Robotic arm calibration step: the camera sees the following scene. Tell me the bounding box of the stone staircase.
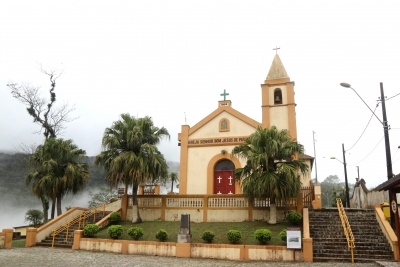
[37,211,110,248]
[309,208,394,262]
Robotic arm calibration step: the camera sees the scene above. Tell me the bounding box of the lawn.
[95,221,297,245]
[12,239,26,247]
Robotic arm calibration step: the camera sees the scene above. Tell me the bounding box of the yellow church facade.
[178,54,313,195]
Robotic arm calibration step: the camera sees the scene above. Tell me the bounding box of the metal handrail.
[51,203,106,247]
[336,198,356,263]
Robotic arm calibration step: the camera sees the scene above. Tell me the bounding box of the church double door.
[214,170,235,194]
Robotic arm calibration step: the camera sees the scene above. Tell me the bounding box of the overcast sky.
[1,1,400,190]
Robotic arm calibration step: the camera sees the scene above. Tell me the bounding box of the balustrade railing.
[336,198,355,263]
[208,197,248,208]
[130,195,298,209]
[51,204,106,247]
[167,198,204,207]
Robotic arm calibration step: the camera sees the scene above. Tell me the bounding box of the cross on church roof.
[273,46,280,55]
[220,89,229,101]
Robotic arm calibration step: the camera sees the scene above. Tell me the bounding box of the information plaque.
[286,227,301,249]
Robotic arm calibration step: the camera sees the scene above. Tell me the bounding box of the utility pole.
[356,166,361,208]
[342,144,350,208]
[380,82,395,228]
[313,131,318,184]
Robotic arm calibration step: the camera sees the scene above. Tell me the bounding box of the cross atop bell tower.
[261,50,297,140]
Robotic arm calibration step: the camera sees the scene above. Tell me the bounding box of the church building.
[177,53,312,195]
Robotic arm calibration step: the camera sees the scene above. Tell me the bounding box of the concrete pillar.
[155,184,160,195]
[2,228,13,249]
[176,243,191,258]
[297,192,304,213]
[25,228,37,247]
[121,194,128,221]
[72,230,83,250]
[312,185,322,209]
[138,186,144,195]
[302,238,313,262]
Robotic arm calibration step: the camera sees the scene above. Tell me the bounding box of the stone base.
[177,234,192,243]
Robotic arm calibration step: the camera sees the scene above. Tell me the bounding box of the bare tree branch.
[7,67,76,139]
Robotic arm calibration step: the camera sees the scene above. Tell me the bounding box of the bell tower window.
[274,89,282,105]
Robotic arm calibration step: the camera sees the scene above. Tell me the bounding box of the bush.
[227,230,242,244]
[286,211,302,225]
[109,197,118,203]
[109,212,122,224]
[201,230,215,243]
[83,224,99,237]
[280,229,287,242]
[254,229,272,244]
[155,229,169,242]
[127,227,144,240]
[107,225,123,239]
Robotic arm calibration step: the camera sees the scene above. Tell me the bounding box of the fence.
[124,194,302,222]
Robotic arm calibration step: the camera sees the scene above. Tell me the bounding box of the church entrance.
[214,160,235,194]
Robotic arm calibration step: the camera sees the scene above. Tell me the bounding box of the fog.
[0,190,93,231]
[0,185,175,231]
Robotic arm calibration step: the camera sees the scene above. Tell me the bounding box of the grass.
[12,239,26,247]
[95,221,297,245]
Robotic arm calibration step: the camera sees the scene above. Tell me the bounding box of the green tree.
[320,175,353,207]
[25,209,44,227]
[168,172,179,193]
[232,126,308,224]
[26,138,89,218]
[95,114,169,223]
[88,187,119,209]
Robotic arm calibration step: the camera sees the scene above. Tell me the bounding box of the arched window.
[219,118,230,132]
[274,89,283,105]
[215,160,235,171]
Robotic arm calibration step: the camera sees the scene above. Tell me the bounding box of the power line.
[346,103,379,152]
[348,136,384,166]
[386,92,400,101]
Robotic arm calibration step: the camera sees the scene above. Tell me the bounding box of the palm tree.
[168,172,179,193]
[27,138,89,218]
[232,126,308,224]
[95,114,170,223]
[26,170,50,223]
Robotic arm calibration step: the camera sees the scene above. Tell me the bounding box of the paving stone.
[0,247,385,267]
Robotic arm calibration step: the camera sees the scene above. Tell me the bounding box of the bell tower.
[261,52,297,140]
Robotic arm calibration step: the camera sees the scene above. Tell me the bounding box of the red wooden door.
[214,170,235,194]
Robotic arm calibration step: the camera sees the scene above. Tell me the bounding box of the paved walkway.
[0,247,399,267]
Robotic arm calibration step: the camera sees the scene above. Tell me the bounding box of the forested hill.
[0,152,179,209]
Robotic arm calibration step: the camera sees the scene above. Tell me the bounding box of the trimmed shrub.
[280,229,287,242]
[201,230,215,243]
[109,197,118,203]
[109,212,122,224]
[155,229,169,242]
[127,227,144,240]
[286,211,302,225]
[83,224,99,237]
[227,230,242,244]
[107,225,123,239]
[254,229,272,244]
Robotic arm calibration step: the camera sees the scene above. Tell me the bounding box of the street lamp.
[340,82,394,226]
[330,143,350,208]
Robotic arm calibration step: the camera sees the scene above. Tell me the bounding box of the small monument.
[177,213,192,243]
